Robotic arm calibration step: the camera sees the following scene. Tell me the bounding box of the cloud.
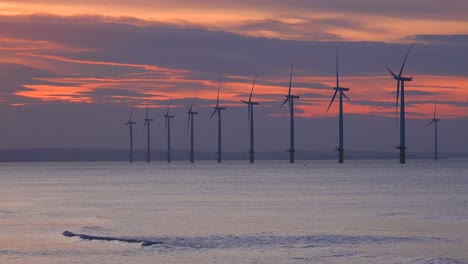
[0,10,465,153]
[1,15,467,78]
[411,34,468,45]
[0,62,58,103]
[231,18,344,41]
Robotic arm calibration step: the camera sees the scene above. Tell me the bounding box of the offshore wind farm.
[0,1,467,264]
[120,45,436,164]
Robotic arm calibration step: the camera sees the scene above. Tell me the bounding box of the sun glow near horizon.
[0,1,467,121]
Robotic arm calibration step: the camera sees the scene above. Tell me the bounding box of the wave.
[63,231,437,249]
[62,231,163,246]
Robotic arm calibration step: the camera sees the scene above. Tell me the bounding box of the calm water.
[0,160,467,263]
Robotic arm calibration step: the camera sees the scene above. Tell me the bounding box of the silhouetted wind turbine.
[426,101,441,161]
[187,97,198,163]
[387,44,414,164]
[325,49,350,164]
[241,75,259,163]
[143,102,154,163]
[163,101,174,163]
[281,61,300,163]
[124,107,136,163]
[210,81,226,163]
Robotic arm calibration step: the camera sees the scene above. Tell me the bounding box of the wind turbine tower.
[281,62,300,163]
[387,44,414,164]
[143,102,154,163]
[124,107,136,163]
[187,98,198,163]
[241,75,259,163]
[325,49,350,163]
[210,82,226,163]
[426,101,441,161]
[163,101,175,163]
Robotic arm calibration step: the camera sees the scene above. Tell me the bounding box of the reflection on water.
[0,160,467,263]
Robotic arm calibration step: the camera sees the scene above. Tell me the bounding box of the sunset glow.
[0,0,467,152]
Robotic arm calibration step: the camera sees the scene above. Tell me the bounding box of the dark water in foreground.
[0,160,467,263]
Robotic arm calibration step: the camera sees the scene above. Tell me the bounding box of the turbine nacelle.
[427,118,441,127]
[387,67,413,82]
[397,76,412,82]
[285,95,300,99]
[210,106,226,119]
[143,118,154,127]
[241,100,259,105]
[125,121,136,126]
[333,87,350,92]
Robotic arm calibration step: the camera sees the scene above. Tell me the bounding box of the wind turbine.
[163,101,174,163]
[143,102,154,163]
[325,49,350,164]
[387,44,414,164]
[210,81,226,163]
[426,101,441,161]
[124,107,136,163]
[281,61,300,163]
[241,75,259,163]
[187,97,198,163]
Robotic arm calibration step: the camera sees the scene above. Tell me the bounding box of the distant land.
[0,149,467,162]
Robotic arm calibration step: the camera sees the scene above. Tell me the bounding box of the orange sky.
[0,1,467,119]
[1,0,468,42]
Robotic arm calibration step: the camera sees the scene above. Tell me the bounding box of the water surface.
[0,160,467,263]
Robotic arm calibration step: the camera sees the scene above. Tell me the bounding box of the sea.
[0,159,467,263]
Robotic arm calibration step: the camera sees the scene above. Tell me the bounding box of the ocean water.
[0,159,467,263]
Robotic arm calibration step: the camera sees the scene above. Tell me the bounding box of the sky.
[0,0,467,155]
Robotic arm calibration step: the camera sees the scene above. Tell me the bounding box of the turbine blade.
[396,80,400,125]
[426,120,434,128]
[341,91,350,101]
[247,104,251,129]
[210,109,217,119]
[166,100,172,115]
[280,97,289,108]
[189,97,196,112]
[336,48,339,88]
[187,114,191,136]
[399,43,414,77]
[325,90,338,116]
[288,60,294,96]
[249,75,257,103]
[216,81,221,108]
[433,100,437,119]
[129,106,133,122]
[145,103,149,119]
[387,67,398,78]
